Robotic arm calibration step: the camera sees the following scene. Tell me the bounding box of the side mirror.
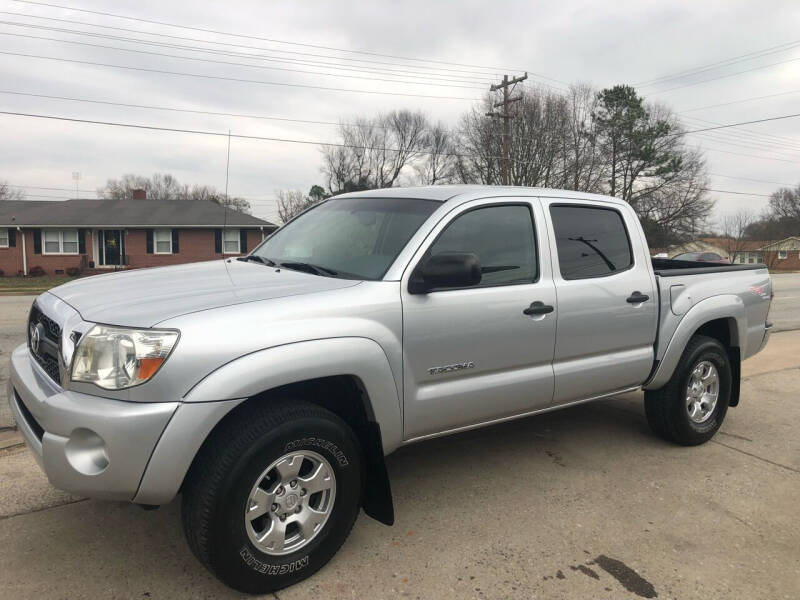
[409,252,481,294]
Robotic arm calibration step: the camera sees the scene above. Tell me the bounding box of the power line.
[0,10,502,79]
[0,18,493,85]
[679,89,800,114]
[678,112,800,136]
[700,145,800,164]
[637,38,800,87]
[710,173,794,187]
[0,50,480,100]
[0,30,485,90]
[680,114,800,149]
[0,89,360,127]
[645,55,800,96]
[6,183,95,192]
[9,0,566,86]
[702,188,772,197]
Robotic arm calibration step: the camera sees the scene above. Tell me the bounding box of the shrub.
[29,266,45,277]
[65,267,81,277]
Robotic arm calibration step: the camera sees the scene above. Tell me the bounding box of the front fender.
[134,337,402,506]
[644,295,745,390]
[184,336,402,452]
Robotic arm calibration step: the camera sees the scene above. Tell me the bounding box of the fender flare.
[134,337,402,506]
[644,295,745,390]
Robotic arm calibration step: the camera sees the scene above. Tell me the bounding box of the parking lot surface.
[0,277,798,599]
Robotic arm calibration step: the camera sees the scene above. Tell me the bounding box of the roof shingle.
[0,199,276,228]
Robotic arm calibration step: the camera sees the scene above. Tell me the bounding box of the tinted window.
[427,204,537,287]
[253,197,438,280]
[550,205,633,279]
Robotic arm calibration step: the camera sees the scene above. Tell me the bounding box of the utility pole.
[486,73,527,185]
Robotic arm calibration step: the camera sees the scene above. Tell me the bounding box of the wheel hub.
[686,360,720,424]
[244,450,336,556]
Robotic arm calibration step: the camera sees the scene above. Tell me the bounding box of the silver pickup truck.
[8,185,772,594]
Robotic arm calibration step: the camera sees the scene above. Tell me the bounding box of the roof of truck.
[334,185,623,205]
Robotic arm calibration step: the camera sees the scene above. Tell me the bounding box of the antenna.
[223,128,230,237]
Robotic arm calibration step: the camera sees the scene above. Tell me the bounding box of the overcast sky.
[1,0,799,225]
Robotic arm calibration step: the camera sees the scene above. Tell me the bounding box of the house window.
[747,252,762,264]
[223,228,241,254]
[0,228,8,248]
[154,229,172,254]
[778,250,788,260]
[43,229,79,254]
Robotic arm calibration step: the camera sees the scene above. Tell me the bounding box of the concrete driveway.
[1,333,798,599]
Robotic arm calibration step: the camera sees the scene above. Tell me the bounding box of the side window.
[550,205,633,279]
[428,204,537,287]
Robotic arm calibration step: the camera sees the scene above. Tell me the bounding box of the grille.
[28,304,63,384]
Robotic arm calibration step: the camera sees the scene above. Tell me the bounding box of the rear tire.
[182,399,362,594]
[644,335,731,446]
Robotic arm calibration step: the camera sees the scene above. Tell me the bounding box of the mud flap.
[728,346,741,407]
[361,421,394,525]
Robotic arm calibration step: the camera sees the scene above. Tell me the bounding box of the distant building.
[663,236,800,271]
[0,191,277,277]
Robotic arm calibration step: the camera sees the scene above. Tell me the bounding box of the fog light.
[65,428,109,475]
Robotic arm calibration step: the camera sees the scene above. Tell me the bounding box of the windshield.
[251,197,439,280]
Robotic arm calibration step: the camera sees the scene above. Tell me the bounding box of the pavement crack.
[710,439,800,474]
[0,497,88,522]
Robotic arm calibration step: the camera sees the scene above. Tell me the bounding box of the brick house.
[665,236,800,271]
[0,194,277,277]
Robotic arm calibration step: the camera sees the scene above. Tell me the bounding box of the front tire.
[644,335,731,446]
[182,400,362,594]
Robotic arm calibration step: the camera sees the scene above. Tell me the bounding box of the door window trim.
[409,201,540,293]
[548,202,635,281]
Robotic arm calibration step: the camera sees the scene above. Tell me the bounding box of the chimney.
[132,188,146,200]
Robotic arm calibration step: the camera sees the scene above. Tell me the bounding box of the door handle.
[626,291,650,304]
[523,301,554,316]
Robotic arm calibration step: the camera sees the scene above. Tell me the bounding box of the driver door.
[401,198,557,440]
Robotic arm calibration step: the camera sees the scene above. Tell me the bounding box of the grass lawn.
[0,275,78,295]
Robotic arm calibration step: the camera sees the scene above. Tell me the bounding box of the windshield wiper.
[278,261,339,277]
[237,255,276,267]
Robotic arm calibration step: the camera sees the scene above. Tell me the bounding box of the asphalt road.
[769,272,800,332]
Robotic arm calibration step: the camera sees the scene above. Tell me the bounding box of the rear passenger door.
[544,200,658,404]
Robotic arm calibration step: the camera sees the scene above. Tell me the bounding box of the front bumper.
[8,344,178,501]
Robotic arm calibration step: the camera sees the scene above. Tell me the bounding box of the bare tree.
[718,210,756,263]
[322,110,429,193]
[0,180,25,201]
[768,183,800,220]
[98,173,251,213]
[275,186,327,223]
[414,122,456,185]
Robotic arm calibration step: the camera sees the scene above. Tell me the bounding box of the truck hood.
[48,259,362,327]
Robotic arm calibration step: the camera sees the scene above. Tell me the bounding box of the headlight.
[71,325,179,390]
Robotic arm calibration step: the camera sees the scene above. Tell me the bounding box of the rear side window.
[428,204,538,287]
[549,205,633,279]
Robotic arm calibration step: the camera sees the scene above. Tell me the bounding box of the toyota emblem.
[30,323,41,355]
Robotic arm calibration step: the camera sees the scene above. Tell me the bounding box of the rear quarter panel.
[646,267,771,389]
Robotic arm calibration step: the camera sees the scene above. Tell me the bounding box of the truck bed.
[651,257,768,277]
[649,258,772,388]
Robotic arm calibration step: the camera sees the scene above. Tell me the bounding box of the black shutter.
[239,229,247,254]
[171,229,179,254]
[33,229,41,254]
[121,231,126,265]
[146,229,154,254]
[8,228,15,247]
[214,228,222,253]
[78,229,86,254]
